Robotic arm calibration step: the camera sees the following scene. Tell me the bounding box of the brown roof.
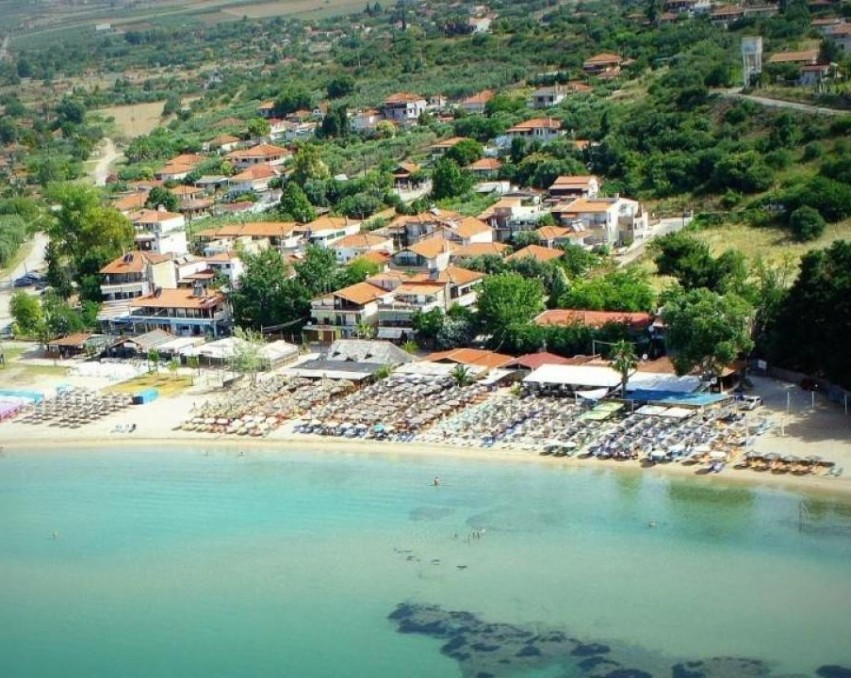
[169,153,206,166]
[506,352,574,369]
[331,281,388,305]
[394,161,420,175]
[535,309,652,330]
[48,332,94,347]
[395,282,446,296]
[100,250,172,274]
[158,163,196,176]
[208,134,241,146]
[452,242,509,258]
[536,225,577,240]
[131,288,225,310]
[113,192,149,211]
[449,217,493,239]
[550,174,598,189]
[583,53,622,66]
[425,348,515,369]
[331,233,391,249]
[355,250,392,266]
[130,209,183,223]
[555,197,619,214]
[409,265,484,286]
[506,244,564,263]
[468,158,502,171]
[767,49,818,64]
[227,143,288,159]
[384,92,425,104]
[461,90,494,105]
[507,118,562,132]
[171,185,204,196]
[305,215,356,231]
[406,236,458,259]
[195,221,299,239]
[430,136,469,150]
[387,209,461,230]
[230,164,279,181]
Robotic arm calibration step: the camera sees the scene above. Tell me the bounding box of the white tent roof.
[524,364,622,388]
[159,336,205,354]
[628,371,702,393]
[394,362,486,379]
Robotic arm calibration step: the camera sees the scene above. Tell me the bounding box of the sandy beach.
[2,370,850,499]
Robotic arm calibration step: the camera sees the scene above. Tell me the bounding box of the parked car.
[13,275,35,287]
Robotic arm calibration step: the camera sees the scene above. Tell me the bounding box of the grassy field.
[94,101,165,138]
[107,373,194,397]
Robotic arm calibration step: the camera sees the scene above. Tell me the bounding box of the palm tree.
[354,320,375,339]
[450,364,473,388]
[610,340,638,398]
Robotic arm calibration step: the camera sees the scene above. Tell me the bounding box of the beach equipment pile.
[14,388,133,428]
[297,375,489,439]
[179,376,355,436]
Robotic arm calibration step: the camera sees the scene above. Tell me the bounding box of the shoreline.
[5,432,851,501]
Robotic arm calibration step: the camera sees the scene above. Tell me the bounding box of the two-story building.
[126,284,230,338]
[391,235,457,272]
[226,143,289,169]
[551,196,647,245]
[530,86,566,109]
[477,195,543,242]
[99,251,176,303]
[429,136,469,159]
[194,221,302,255]
[304,281,390,342]
[458,90,494,114]
[330,233,395,264]
[129,208,188,255]
[382,92,428,124]
[302,215,362,248]
[380,209,462,249]
[376,281,447,341]
[227,164,280,195]
[438,216,495,246]
[582,53,622,76]
[505,118,564,142]
[468,157,502,178]
[548,175,600,201]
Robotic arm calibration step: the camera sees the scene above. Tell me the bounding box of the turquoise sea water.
[1,446,850,677]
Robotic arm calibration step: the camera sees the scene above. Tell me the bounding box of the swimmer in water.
[52,531,59,540]
[433,476,440,486]
[648,521,657,528]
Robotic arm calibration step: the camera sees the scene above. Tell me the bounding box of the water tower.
[741,37,763,88]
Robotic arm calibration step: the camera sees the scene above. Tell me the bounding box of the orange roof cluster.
[468,157,502,171]
[227,143,288,159]
[767,49,819,64]
[535,309,652,330]
[430,136,469,149]
[425,348,515,370]
[306,215,356,231]
[554,197,620,214]
[230,164,279,181]
[507,118,562,132]
[461,90,494,106]
[445,216,493,239]
[507,352,574,369]
[409,265,483,286]
[536,225,577,241]
[384,92,425,105]
[406,236,458,259]
[583,52,622,66]
[130,209,183,223]
[112,192,149,212]
[550,175,598,188]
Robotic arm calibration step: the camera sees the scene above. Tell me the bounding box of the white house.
[227,164,279,194]
[506,118,564,142]
[302,215,362,248]
[330,232,395,264]
[552,196,648,245]
[382,92,428,124]
[226,143,289,169]
[530,86,566,109]
[304,281,390,342]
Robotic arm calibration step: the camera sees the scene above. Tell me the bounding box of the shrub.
[789,206,826,242]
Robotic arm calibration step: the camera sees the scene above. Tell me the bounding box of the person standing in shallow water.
[433,476,440,486]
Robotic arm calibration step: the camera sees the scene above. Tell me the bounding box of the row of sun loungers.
[14,389,133,428]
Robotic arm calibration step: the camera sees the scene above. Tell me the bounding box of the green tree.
[341,257,380,286]
[662,288,753,378]
[146,186,178,212]
[230,249,310,330]
[446,139,484,167]
[451,364,473,387]
[411,307,444,348]
[230,327,265,384]
[431,157,472,200]
[10,291,43,336]
[147,349,160,373]
[247,117,271,138]
[477,273,545,348]
[788,206,826,242]
[559,268,656,312]
[765,241,851,387]
[355,319,376,339]
[291,144,331,186]
[294,245,342,297]
[168,358,180,379]
[273,85,313,117]
[279,182,317,222]
[45,184,134,300]
[42,291,84,337]
[327,74,355,99]
[610,339,638,396]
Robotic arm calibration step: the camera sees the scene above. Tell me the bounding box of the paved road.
[722,89,844,116]
[616,216,690,267]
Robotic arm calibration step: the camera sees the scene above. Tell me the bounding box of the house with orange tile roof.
[227,163,280,194]
[98,251,177,303]
[582,53,622,75]
[112,191,149,215]
[206,134,241,153]
[376,281,449,341]
[506,118,564,142]
[382,92,427,123]
[391,235,458,271]
[506,244,564,264]
[551,196,647,245]
[458,89,494,114]
[194,221,300,250]
[429,136,470,158]
[379,209,461,248]
[330,232,395,264]
[425,348,515,370]
[535,225,590,248]
[767,49,819,65]
[302,215,362,248]
[128,208,188,254]
[450,241,510,260]
[350,108,384,132]
[548,175,600,200]
[257,100,276,118]
[392,161,426,191]
[438,216,494,245]
[126,285,230,337]
[535,309,653,331]
[304,281,391,342]
[411,264,484,308]
[477,195,544,242]
[530,85,566,109]
[468,157,502,178]
[226,143,290,169]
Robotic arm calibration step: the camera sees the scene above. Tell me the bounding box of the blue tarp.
[132,388,159,405]
[0,389,43,403]
[625,390,730,407]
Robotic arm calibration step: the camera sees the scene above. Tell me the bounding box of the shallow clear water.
[1,446,850,677]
